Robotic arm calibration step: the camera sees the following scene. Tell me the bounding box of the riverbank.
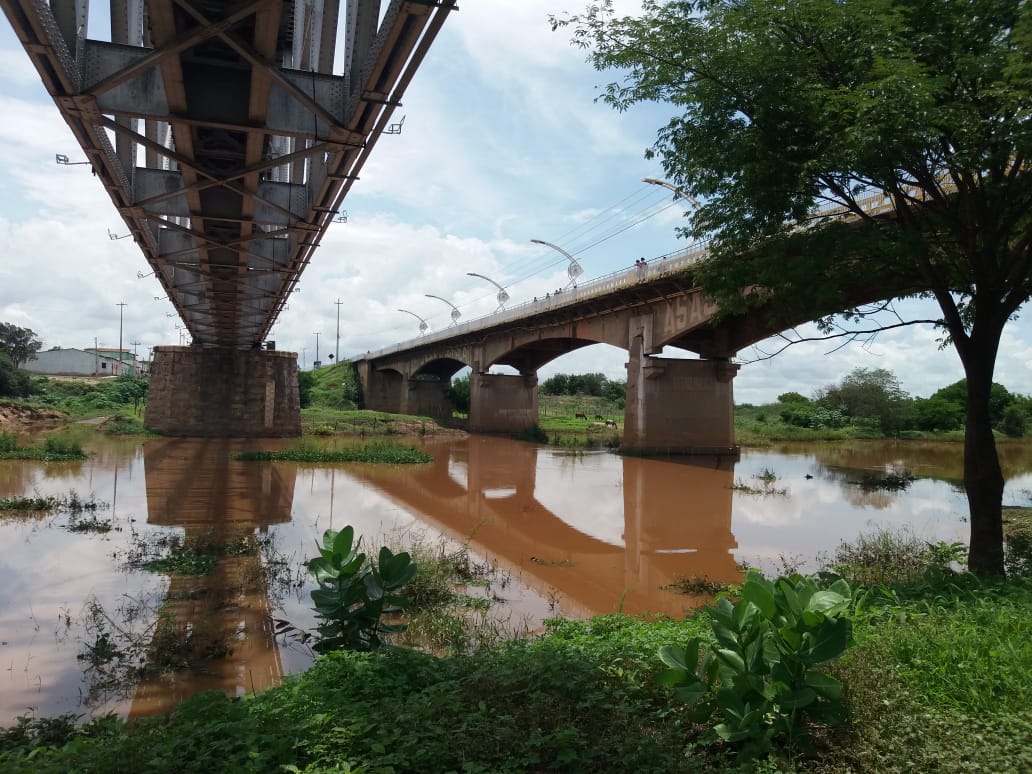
[2,566,1029,773]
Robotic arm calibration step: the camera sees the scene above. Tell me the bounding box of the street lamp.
[530,239,583,287]
[398,309,429,334]
[466,272,510,310]
[642,177,702,209]
[425,294,461,325]
[55,153,89,166]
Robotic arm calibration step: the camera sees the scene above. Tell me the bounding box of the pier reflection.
[130,438,294,718]
[351,437,741,618]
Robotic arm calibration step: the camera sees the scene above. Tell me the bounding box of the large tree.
[0,322,42,369]
[556,0,1032,574]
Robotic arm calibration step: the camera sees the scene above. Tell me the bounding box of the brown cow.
[574,412,587,420]
[604,419,618,428]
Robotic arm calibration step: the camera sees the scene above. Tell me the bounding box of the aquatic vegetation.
[823,525,956,587]
[852,470,916,491]
[0,494,62,511]
[0,489,107,518]
[292,526,417,653]
[0,433,87,461]
[235,442,432,464]
[661,574,735,596]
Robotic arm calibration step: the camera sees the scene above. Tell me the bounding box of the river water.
[2,433,1031,726]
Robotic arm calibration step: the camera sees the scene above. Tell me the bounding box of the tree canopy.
[556,0,1032,574]
[0,323,42,369]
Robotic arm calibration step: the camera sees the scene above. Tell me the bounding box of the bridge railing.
[356,187,911,363]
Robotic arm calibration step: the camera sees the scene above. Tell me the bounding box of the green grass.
[236,441,432,464]
[300,407,438,436]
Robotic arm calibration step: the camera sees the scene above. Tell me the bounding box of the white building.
[25,347,143,377]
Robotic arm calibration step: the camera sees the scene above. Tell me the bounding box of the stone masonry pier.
[145,346,300,437]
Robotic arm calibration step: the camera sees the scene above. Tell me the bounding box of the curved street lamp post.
[529,239,583,288]
[642,177,702,210]
[425,294,462,325]
[466,272,510,310]
[398,309,429,335]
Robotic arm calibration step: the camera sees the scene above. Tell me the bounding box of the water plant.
[302,526,418,653]
[0,433,87,461]
[235,441,431,464]
[657,571,854,760]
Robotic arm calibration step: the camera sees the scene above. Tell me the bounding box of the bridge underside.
[3,0,455,434]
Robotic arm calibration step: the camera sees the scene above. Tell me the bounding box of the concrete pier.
[468,372,538,433]
[144,346,301,437]
[623,343,739,456]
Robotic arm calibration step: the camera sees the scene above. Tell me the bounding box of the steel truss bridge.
[2,0,456,347]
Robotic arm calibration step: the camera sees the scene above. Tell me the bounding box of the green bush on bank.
[29,374,149,418]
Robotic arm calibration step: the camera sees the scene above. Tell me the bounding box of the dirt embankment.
[0,401,67,432]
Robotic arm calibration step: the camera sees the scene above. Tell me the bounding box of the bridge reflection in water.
[347,438,741,619]
[131,438,294,719]
[126,435,741,718]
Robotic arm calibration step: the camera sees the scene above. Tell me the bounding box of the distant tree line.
[541,372,626,404]
[774,368,1030,437]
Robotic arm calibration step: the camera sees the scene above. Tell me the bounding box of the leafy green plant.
[657,571,854,759]
[306,526,417,653]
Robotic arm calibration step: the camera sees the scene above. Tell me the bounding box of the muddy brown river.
[2,434,1031,725]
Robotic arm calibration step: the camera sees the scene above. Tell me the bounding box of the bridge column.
[623,344,739,455]
[404,379,452,418]
[144,346,300,437]
[469,372,539,433]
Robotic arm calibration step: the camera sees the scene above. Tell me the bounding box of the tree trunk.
[962,343,1006,576]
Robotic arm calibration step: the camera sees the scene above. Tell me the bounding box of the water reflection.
[130,439,294,718]
[348,437,741,618]
[2,434,1031,726]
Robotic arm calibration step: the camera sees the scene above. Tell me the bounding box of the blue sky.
[1,1,1030,403]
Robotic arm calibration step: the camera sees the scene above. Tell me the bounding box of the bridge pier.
[405,379,452,418]
[623,347,739,455]
[469,372,539,434]
[356,363,451,418]
[144,346,301,437]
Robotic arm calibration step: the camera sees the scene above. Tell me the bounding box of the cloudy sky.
[1,1,1030,404]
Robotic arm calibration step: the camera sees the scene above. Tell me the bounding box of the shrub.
[658,571,854,760]
[303,526,417,652]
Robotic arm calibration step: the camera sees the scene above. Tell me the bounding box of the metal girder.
[1,0,458,348]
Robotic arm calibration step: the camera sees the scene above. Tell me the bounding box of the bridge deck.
[2,0,456,347]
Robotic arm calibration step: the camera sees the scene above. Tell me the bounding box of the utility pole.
[334,298,343,363]
[313,331,321,367]
[129,340,142,376]
[116,302,127,375]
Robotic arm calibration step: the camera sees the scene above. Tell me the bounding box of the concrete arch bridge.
[356,221,921,455]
